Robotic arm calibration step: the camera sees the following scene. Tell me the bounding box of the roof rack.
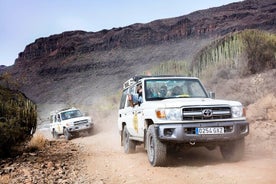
[133,75,187,81]
[50,107,77,115]
[123,78,135,89]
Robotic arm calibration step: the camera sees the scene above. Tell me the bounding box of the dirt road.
[71,110,276,184]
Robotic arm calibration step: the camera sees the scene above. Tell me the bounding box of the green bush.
[191,29,276,77]
[241,30,276,74]
[0,86,37,157]
[192,32,244,77]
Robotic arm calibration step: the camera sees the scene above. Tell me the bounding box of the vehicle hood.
[143,98,242,108]
[62,116,91,123]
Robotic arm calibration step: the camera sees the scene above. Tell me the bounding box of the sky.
[0,0,241,66]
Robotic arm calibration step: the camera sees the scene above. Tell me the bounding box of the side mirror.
[209,91,216,99]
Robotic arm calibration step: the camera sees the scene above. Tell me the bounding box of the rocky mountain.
[0,65,6,70]
[1,0,276,107]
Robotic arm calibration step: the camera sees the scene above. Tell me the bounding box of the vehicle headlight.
[66,122,74,126]
[156,108,182,121]
[231,106,245,118]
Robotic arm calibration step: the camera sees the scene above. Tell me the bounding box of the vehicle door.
[132,82,145,138]
[118,88,129,131]
[123,85,141,137]
[54,114,63,134]
[128,82,145,138]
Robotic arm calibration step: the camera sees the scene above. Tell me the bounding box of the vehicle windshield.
[61,110,82,120]
[145,78,208,101]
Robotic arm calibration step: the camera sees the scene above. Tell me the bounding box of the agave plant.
[0,86,37,157]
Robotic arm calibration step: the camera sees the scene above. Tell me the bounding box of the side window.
[131,83,143,106]
[57,114,61,122]
[136,83,143,102]
[127,86,136,107]
[129,86,135,94]
[119,89,128,109]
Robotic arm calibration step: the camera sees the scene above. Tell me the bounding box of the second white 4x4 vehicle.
[118,75,249,166]
[50,107,93,140]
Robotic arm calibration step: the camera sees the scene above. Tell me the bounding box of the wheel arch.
[120,122,126,146]
[144,119,154,149]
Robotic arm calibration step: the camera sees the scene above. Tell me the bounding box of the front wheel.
[122,127,136,153]
[220,138,245,162]
[52,129,60,139]
[64,128,72,140]
[146,125,167,167]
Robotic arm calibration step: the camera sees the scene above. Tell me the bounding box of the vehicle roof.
[133,75,198,81]
[50,107,78,115]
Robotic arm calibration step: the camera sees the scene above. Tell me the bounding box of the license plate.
[196,127,224,135]
[77,124,87,130]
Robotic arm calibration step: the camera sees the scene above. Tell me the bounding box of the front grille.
[74,119,88,125]
[182,106,231,121]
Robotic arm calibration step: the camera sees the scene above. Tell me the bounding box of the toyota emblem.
[202,109,213,117]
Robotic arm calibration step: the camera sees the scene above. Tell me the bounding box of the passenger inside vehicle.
[129,84,143,106]
[158,85,168,97]
[171,86,183,96]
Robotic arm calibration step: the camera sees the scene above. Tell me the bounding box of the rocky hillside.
[13,0,276,62]
[1,0,275,108]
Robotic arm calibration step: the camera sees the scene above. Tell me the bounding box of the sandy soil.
[35,92,276,184]
[68,94,276,184]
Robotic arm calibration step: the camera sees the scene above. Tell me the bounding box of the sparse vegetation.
[241,29,276,74]
[192,33,244,77]
[0,174,10,184]
[145,60,191,76]
[27,133,46,151]
[147,30,276,82]
[192,29,276,78]
[0,71,20,90]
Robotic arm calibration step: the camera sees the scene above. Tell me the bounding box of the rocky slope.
[13,0,276,62]
[1,0,275,109]
[0,140,91,184]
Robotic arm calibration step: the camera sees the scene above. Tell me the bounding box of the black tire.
[146,125,167,167]
[64,128,72,140]
[220,138,245,162]
[52,129,60,139]
[122,127,136,153]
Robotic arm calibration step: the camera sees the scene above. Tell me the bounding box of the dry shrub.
[247,93,276,122]
[0,175,10,184]
[241,30,276,74]
[27,133,46,151]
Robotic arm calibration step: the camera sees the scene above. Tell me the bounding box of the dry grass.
[0,174,10,184]
[27,133,47,151]
[203,69,276,106]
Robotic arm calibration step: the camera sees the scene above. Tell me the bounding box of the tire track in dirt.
[72,110,276,184]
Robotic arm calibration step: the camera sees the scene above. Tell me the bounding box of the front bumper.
[67,123,94,133]
[157,121,249,143]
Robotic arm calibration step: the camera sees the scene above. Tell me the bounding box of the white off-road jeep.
[50,107,93,140]
[118,75,249,166]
